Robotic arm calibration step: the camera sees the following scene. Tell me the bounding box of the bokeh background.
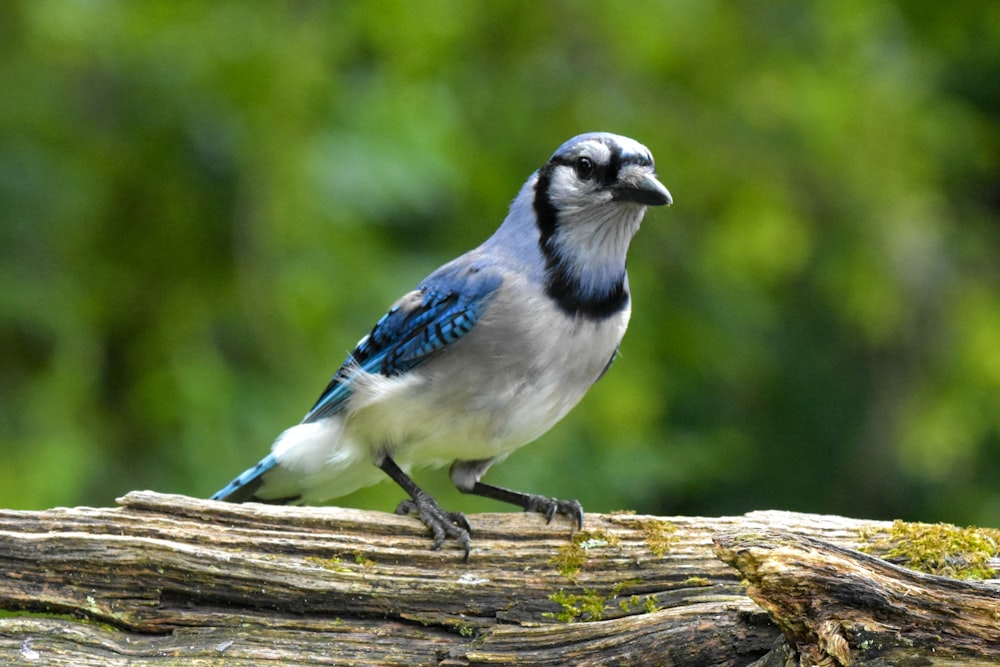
[2,1,999,527]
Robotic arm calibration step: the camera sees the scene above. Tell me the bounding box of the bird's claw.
[395,493,472,560]
[522,494,584,529]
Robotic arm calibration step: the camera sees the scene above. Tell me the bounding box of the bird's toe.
[396,493,472,560]
[523,495,584,529]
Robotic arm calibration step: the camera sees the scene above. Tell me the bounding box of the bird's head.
[540,132,672,215]
[530,132,671,318]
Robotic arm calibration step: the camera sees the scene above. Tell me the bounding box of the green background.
[2,1,999,527]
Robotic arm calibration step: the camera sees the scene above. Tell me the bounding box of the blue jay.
[212,132,671,558]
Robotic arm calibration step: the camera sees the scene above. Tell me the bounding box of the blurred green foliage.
[2,1,998,526]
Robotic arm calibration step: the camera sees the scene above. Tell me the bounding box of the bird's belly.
[346,308,627,467]
[344,376,554,469]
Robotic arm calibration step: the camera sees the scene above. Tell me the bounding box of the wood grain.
[0,492,996,665]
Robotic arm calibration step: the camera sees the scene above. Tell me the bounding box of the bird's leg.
[449,459,584,529]
[378,455,472,560]
[465,481,584,530]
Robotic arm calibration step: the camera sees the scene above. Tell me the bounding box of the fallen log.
[0,491,995,665]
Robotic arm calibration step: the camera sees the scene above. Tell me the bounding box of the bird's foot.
[395,492,472,560]
[522,494,584,529]
[464,480,584,531]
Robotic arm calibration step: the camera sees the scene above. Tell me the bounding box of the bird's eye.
[574,157,596,181]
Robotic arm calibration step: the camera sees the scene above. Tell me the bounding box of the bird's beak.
[612,168,673,207]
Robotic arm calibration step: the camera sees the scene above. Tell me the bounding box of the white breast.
[344,280,631,468]
[267,278,630,503]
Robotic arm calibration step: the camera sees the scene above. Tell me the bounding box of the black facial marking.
[531,136,643,320]
[544,264,630,319]
[533,163,558,250]
[605,141,623,187]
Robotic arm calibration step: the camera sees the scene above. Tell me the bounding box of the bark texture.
[0,492,996,666]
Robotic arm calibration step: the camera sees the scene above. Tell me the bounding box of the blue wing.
[302,260,503,424]
[210,259,502,503]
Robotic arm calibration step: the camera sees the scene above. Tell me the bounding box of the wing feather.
[302,262,502,423]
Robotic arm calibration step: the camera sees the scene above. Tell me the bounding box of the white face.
[545,135,657,214]
[548,143,614,211]
[540,136,660,301]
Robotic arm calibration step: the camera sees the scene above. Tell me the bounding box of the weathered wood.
[0,492,996,665]
[715,530,1000,667]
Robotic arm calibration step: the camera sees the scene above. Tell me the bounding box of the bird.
[211,132,672,559]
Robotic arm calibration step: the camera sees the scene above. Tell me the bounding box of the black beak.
[612,169,672,206]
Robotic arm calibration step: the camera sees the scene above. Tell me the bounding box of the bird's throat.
[542,253,629,320]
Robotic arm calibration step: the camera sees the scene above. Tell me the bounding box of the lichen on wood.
[0,493,997,665]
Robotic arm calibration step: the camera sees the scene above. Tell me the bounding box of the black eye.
[574,156,596,181]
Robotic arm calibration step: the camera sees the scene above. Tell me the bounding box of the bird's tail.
[211,420,376,505]
[210,453,288,503]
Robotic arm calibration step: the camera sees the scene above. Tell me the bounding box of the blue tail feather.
[211,453,279,502]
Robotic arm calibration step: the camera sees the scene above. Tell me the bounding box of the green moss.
[548,579,654,622]
[611,579,640,596]
[550,530,621,579]
[550,544,586,579]
[545,588,609,622]
[619,595,638,612]
[353,552,375,568]
[304,555,349,572]
[616,593,660,614]
[0,609,122,633]
[0,609,84,623]
[636,518,678,557]
[684,576,711,587]
[859,519,1000,580]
